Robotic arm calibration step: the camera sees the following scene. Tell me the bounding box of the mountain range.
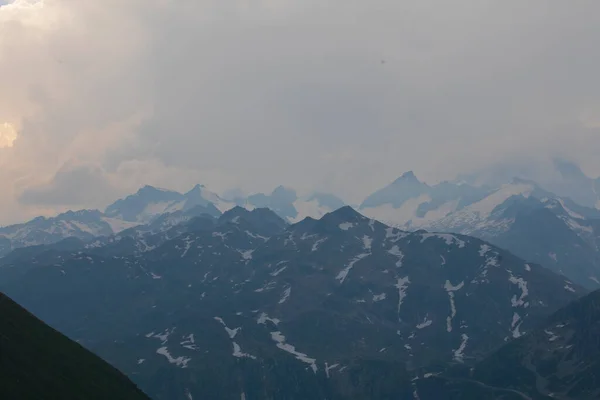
[0,206,589,399]
[4,162,599,290]
[0,184,345,257]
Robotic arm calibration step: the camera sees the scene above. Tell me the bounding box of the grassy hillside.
[0,292,149,400]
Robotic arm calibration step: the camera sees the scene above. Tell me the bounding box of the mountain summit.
[393,170,420,184]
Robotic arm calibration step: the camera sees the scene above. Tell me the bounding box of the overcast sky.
[1,0,600,224]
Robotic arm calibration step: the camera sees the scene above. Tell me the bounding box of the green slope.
[0,292,149,400]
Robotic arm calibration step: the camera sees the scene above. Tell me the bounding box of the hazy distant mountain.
[238,186,346,223]
[547,159,600,210]
[105,184,230,223]
[423,180,600,289]
[0,185,233,258]
[0,292,149,400]
[1,207,586,399]
[359,171,492,229]
[360,175,600,289]
[457,158,600,210]
[0,209,137,258]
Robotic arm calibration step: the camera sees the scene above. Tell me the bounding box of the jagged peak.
[219,205,250,220]
[320,206,366,224]
[185,184,206,193]
[393,170,421,184]
[220,206,285,225]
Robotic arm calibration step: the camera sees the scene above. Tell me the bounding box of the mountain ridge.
[0,291,150,400]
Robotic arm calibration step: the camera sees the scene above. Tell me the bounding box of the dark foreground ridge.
[0,292,150,400]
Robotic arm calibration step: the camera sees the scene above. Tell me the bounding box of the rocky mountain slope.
[416,288,600,399]
[0,207,586,399]
[469,289,600,399]
[0,292,149,400]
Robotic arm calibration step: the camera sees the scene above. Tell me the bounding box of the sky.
[1,0,600,225]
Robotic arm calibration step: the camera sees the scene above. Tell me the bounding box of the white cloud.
[1,0,600,224]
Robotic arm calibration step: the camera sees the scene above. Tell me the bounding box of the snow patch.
[479,244,491,257]
[180,334,198,350]
[232,342,256,359]
[511,312,523,338]
[180,237,194,258]
[361,194,435,228]
[212,231,228,240]
[385,227,408,242]
[557,198,585,220]
[339,222,355,231]
[336,253,369,284]
[544,330,559,342]
[102,217,139,233]
[373,293,387,302]
[444,280,464,332]
[421,233,466,248]
[416,317,433,329]
[468,183,534,216]
[564,284,576,293]
[257,312,280,326]
[156,347,191,368]
[395,276,410,320]
[279,287,291,304]
[239,249,254,260]
[270,265,288,277]
[270,331,318,373]
[362,235,373,251]
[508,272,529,308]
[388,245,404,267]
[452,334,469,363]
[325,363,339,378]
[214,317,241,339]
[147,328,175,344]
[312,237,327,252]
[245,230,268,241]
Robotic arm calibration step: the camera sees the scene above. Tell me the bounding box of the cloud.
[1,0,600,223]
[18,162,116,208]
